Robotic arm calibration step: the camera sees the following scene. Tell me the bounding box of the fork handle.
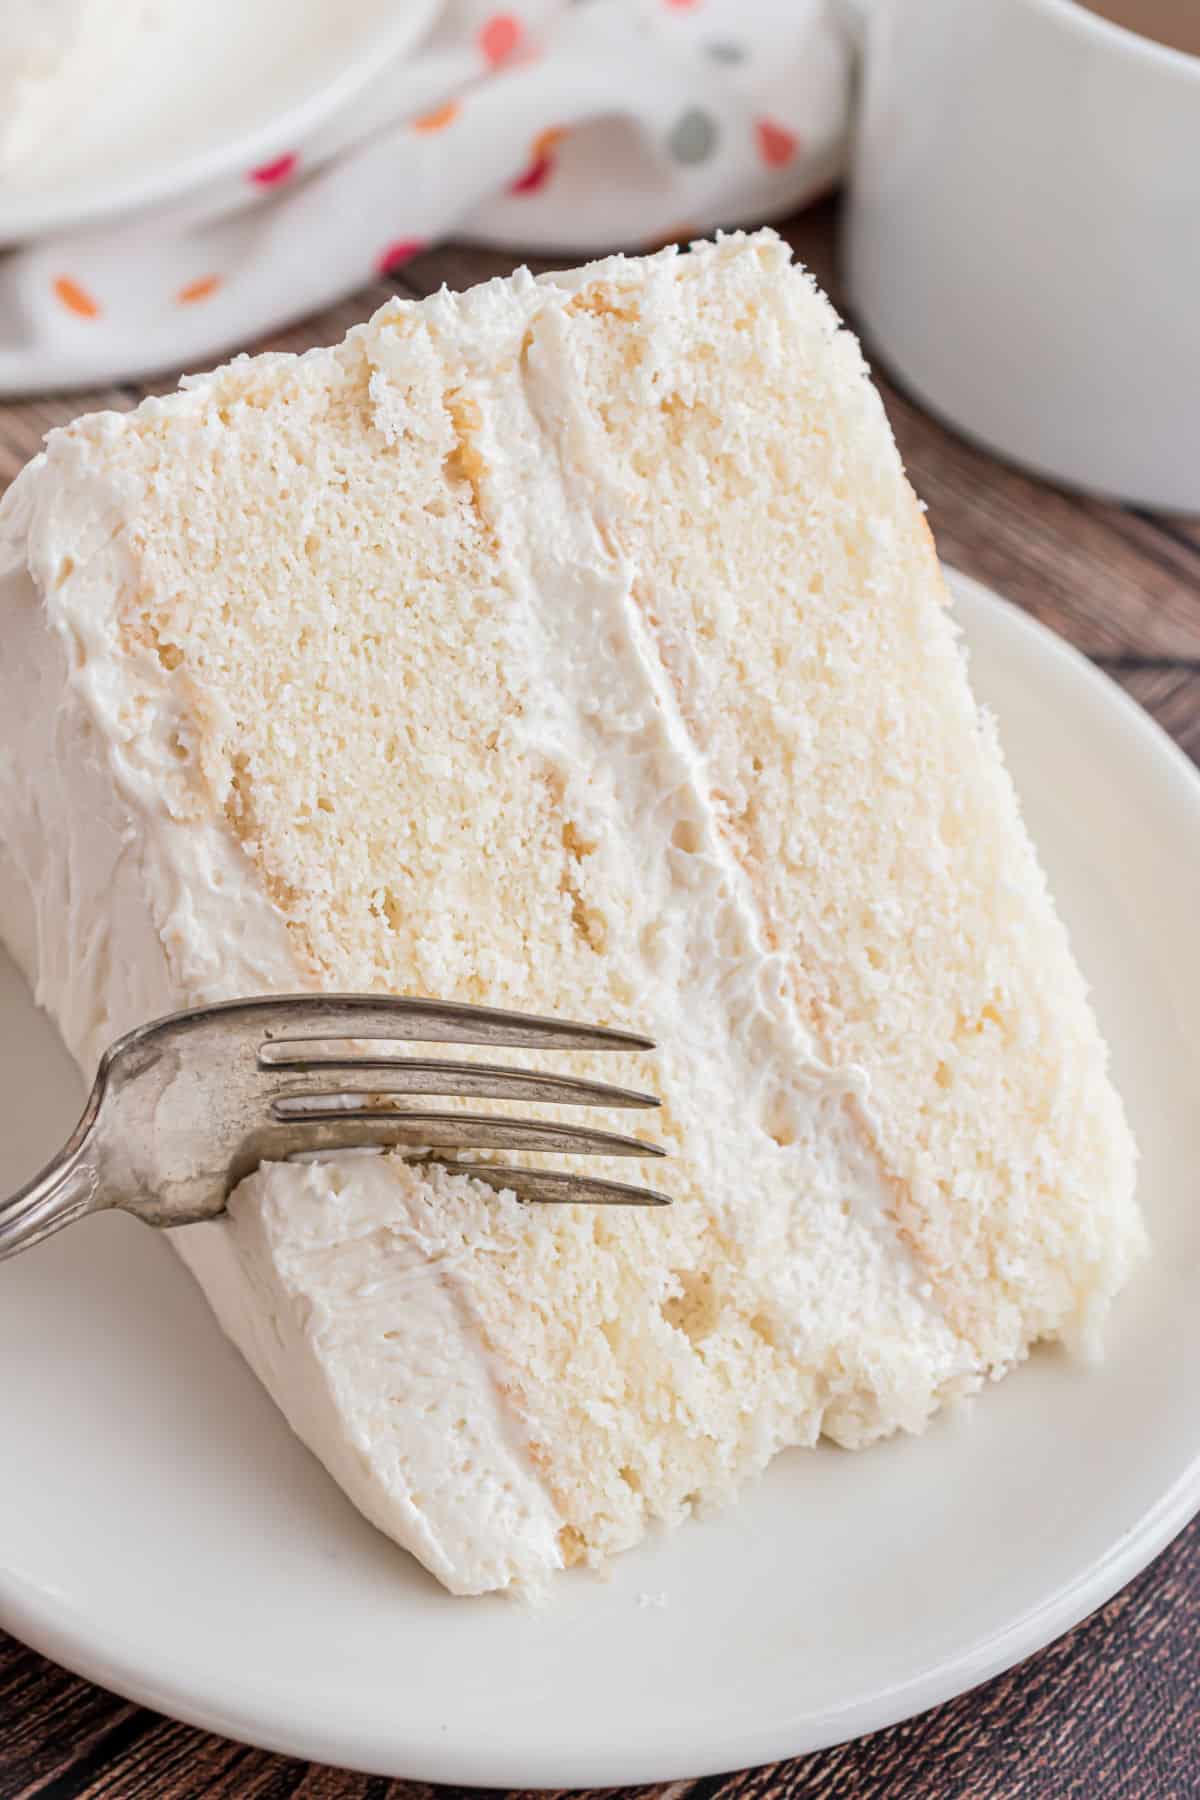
[0,1138,103,1262]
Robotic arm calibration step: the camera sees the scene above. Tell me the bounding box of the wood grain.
[1,197,1197,1798]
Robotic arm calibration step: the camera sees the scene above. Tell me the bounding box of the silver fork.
[0,994,670,1262]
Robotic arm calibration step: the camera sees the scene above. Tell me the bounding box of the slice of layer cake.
[0,232,1143,1596]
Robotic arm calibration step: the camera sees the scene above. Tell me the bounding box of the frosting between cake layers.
[504,283,903,1226]
[367,257,952,1310]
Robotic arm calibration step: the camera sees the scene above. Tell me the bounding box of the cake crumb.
[637,1591,669,1609]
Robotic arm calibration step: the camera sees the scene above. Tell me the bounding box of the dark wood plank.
[0,1643,135,1799]
[1156,512,1200,553]
[1,195,1197,1800]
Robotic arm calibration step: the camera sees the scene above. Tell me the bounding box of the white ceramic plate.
[1,569,1198,1785]
[0,0,435,244]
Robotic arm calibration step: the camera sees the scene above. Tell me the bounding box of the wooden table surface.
[1,199,1197,1799]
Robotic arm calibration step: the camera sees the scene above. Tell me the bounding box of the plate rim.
[0,1,436,244]
[2,567,1198,1784]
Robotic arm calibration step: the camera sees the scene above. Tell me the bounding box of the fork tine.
[266,1059,660,1110]
[253,1113,666,1158]
[242,995,653,1055]
[440,1165,672,1206]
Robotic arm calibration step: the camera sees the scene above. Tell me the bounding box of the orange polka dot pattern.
[412,100,460,134]
[53,277,100,319]
[177,275,223,305]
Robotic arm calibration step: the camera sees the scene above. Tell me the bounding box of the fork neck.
[0,1104,104,1263]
